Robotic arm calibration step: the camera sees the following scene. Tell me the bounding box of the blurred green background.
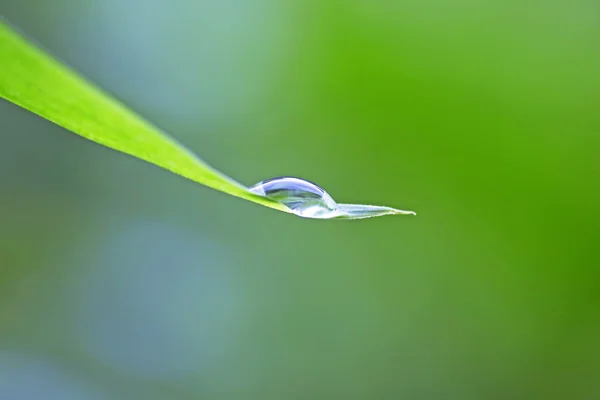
[1,0,599,399]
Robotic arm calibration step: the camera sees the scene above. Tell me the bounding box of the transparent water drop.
[248,176,416,220]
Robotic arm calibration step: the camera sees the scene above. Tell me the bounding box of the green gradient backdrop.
[1,1,599,399]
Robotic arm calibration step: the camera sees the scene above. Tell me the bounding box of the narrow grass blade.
[0,21,287,212]
[0,22,415,219]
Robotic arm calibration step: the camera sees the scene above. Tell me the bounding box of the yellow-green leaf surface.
[0,22,416,219]
[0,21,288,213]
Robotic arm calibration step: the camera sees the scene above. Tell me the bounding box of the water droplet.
[248,176,416,220]
[249,177,342,218]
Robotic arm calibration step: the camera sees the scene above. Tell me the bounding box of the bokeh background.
[1,0,599,399]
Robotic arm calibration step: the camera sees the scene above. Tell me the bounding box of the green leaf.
[0,21,415,219]
[0,21,287,212]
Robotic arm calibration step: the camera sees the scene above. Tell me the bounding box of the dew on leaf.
[249,177,416,220]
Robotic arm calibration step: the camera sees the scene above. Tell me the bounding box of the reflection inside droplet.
[249,176,416,220]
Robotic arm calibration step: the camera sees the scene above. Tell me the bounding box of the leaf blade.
[0,21,288,212]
